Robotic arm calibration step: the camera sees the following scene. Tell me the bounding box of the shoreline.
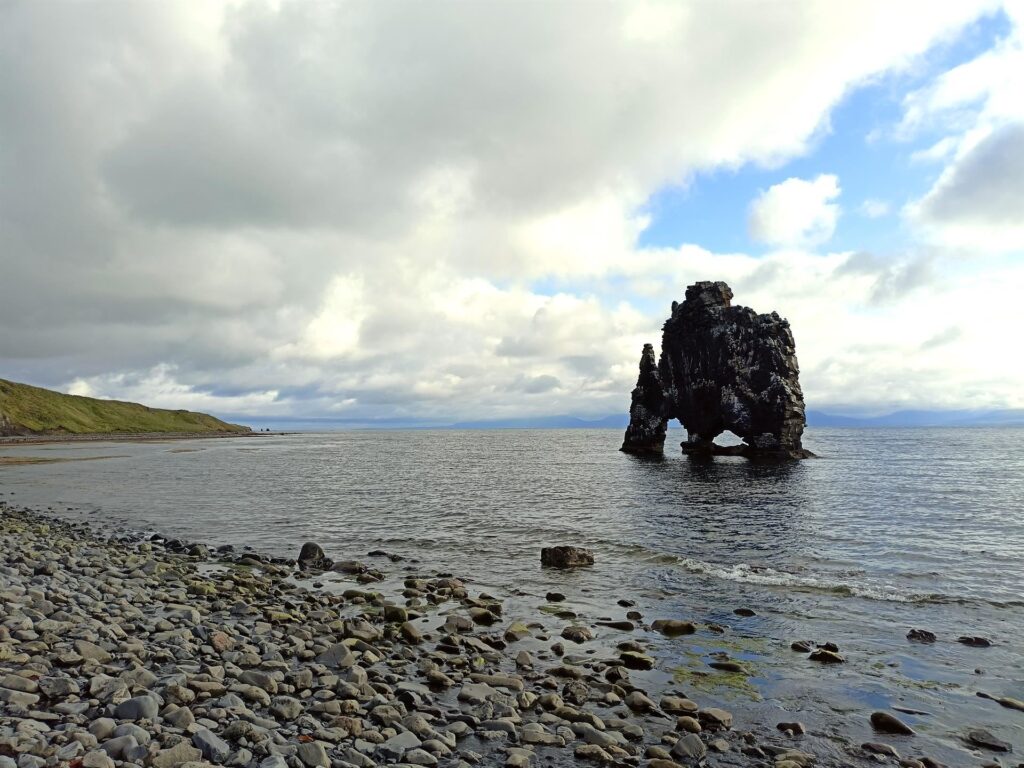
[0,504,823,768]
[0,431,285,447]
[4,506,1016,768]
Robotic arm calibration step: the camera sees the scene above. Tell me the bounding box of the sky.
[1,0,1023,422]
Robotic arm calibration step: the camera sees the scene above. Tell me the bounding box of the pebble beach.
[3,500,1019,768]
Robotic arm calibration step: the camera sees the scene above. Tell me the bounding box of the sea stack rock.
[621,281,811,459]
[620,343,668,454]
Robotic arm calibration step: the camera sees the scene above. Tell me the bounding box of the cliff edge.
[0,378,249,436]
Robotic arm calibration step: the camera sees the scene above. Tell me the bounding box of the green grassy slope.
[0,378,250,435]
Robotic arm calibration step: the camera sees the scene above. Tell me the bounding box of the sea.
[1,426,1022,764]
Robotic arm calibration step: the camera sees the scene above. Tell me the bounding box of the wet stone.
[863,742,901,758]
[671,733,707,762]
[620,651,655,670]
[871,711,915,735]
[652,620,696,637]
[808,648,845,664]
[966,728,1012,752]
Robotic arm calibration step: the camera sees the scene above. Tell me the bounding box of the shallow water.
[1,426,1022,763]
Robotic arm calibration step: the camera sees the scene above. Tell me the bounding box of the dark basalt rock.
[620,343,668,454]
[958,635,992,647]
[966,728,1012,752]
[870,711,916,735]
[621,281,812,460]
[540,546,594,569]
[297,541,333,571]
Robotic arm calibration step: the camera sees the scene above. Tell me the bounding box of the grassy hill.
[0,378,250,436]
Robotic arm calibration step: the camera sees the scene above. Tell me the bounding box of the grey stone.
[151,741,203,768]
[404,749,438,766]
[113,723,151,745]
[699,707,733,730]
[193,728,232,762]
[39,676,80,698]
[457,683,498,704]
[966,728,1011,752]
[81,752,115,768]
[1,674,38,693]
[75,640,113,663]
[114,694,161,721]
[377,731,421,762]
[296,742,330,768]
[100,735,139,759]
[871,711,915,735]
[269,696,303,720]
[165,707,196,729]
[0,687,39,707]
[670,733,707,762]
[89,718,118,740]
[315,643,355,668]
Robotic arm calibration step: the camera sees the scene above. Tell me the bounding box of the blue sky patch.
[636,10,1011,257]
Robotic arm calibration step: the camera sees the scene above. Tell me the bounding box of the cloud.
[860,199,891,218]
[901,5,1024,249]
[510,374,562,395]
[0,0,1018,419]
[748,175,841,246]
[867,255,937,304]
[912,122,1024,248]
[920,326,962,349]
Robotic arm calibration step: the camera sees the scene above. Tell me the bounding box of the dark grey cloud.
[918,122,1024,227]
[510,374,561,394]
[921,326,962,349]
[835,251,938,305]
[868,255,936,305]
[835,251,884,276]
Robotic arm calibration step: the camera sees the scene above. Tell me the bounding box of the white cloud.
[902,3,1024,249]
[860,199,891,218]
[748,175,842,246]
[911,123,1024,249]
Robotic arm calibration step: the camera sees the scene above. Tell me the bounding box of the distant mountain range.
[805,409,1024,427]
[235,409,1024,431]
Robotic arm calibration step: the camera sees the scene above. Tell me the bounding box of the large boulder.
[297,542,333,571]
[541,546,594,569]
[621,281,811,459]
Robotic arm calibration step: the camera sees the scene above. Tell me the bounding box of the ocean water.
[1,427,1022,762]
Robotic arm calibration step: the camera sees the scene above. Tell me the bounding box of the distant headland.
[0,377,250,440]
[622,281,811,460]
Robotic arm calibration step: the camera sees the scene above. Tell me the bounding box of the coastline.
[4,503,1015,768]
[0,432,281,447]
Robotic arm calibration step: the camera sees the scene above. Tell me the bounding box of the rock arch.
[621,281,811,459]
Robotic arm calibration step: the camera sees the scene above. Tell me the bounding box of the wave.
[640,551,1024,607]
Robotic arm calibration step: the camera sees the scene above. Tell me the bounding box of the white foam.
[668,555,943,603]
